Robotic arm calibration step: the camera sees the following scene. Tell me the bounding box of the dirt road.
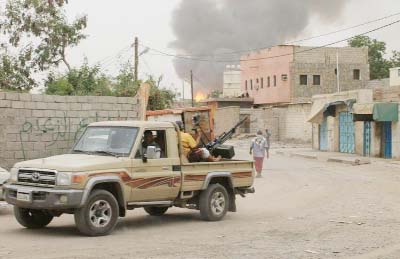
[1,142,400,258]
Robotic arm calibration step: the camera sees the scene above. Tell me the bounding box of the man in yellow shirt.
[176,121,200,156]
[176,121,221,162]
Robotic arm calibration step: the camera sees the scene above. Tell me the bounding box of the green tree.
[348,36,392,80]
[146,76,176,110]
[113,62,140,97]
[0,0,87,90]
[45,62,112,96]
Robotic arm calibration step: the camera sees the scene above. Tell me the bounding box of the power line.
[141,18,400,63]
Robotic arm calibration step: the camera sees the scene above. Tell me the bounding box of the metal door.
[382,122,392,159]
[319,117,328,151]
[363,121,371,156]
[339,112,355,153]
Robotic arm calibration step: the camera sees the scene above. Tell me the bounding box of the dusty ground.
[1,140,400,259]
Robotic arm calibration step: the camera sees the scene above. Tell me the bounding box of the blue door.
[382,122,392,159]
[363,121,371,156]
[339,112,355,153]
[319,117,328,151]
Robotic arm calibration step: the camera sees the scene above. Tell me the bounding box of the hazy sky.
[64,0,400,98]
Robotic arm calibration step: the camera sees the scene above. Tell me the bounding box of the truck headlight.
[10,168,18,182]
[57,172,72,186]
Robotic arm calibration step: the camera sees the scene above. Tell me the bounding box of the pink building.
[241,45,369,106]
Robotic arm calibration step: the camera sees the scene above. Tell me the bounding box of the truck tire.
[74,189,119,236]
[14,207,53,229]
[199,183,229,221]
[144,206,168,216]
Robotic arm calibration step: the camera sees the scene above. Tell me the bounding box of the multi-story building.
[240,45,370,105]
[223,65,242,98]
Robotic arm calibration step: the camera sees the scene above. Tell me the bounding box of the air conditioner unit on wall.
[281,74,288,81]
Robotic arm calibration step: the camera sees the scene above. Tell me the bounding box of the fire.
[195,92,207,102]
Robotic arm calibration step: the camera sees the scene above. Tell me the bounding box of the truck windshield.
[73,127,138,157]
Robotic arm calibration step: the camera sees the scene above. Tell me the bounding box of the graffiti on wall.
[18,112,110,159]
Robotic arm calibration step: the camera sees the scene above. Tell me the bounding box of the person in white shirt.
[250,130,268,178]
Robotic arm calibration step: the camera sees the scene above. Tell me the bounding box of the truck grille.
[18,169,57,187]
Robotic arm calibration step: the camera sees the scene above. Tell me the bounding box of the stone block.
[82,103,92,110]
[0,100,11,108]
[43,95,55,103]
[6,133,18,142]
[67,111,80,118]
[24,102,36,109]
[122,104,132,110]
[54,95,66,103]
[0,92,5,99]
[119,110,128,117]
[5,92,20,101]
[31,94,44,102]
[55,110,67,117]
[97,111,109,117]
[66,96,78,103]
[34,142,46,150]
[41,134,53,142]
[47,102,59,110]
[77,96,88,103]
[70,103,82,111]
[58,103,68,110]
[14,151,24,159]
[26,151,40,159]
[102,103,113,110]
[11,101,25,109]
[32,110,45,117]
[36,102,47,110]
[108,111,119,117]
[19,93,32,102]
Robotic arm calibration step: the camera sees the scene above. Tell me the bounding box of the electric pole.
[190,70,194,107]
[134,37,139,81]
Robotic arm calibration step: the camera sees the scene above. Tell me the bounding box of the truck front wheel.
[14,207,53,229]
[199,184,229,221]
[74,190,119,236]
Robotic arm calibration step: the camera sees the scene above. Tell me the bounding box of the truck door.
[129,128,181,202]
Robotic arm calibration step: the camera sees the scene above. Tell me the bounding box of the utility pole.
[134,37,139,81]
[190,70,194,107]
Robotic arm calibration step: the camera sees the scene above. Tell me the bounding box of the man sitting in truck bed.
[176,121,221,163]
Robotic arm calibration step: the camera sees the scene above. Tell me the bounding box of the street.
[1,141,400,259]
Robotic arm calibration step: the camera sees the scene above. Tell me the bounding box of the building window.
[334,69,337,75]
[281,74,288,81]
[261,77,264,88]
[267,76,270,87]
[313,75,321,86]
[273,75,277,87]
[300,75,308,85]
[250,79,253,90]
[245,80,247,90]
[353,69,361,80]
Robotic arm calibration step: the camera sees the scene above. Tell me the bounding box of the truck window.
[136,129,168,159]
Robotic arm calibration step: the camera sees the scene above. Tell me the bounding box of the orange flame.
[195,92,207,102]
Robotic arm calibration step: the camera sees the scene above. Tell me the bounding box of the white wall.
[390,67,400,87]
[223,70,241,97]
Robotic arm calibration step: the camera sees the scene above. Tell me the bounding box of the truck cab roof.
[89,120,176,128]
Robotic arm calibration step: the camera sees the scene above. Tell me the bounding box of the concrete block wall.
[243,103,312,143]
[0,92,140,169]
[214,106,240,136]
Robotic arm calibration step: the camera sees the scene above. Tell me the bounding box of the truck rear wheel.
[14,207,53,229]
[199,184,229,221]
[74,190,119,236]
[144,206,169,216]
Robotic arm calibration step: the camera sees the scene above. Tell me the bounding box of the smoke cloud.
[170,0,349,95]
